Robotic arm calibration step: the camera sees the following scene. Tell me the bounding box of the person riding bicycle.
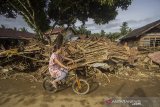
[49,45,73,88]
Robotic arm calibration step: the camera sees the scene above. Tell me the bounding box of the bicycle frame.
[65,73,82,89]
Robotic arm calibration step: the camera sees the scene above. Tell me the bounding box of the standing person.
[49,45,73,88]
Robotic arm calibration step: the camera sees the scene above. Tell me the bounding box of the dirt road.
[0,76,160,107]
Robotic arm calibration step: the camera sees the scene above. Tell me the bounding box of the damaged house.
[0,28,34,51]
[44,27,78,45]
[120,20,160,49]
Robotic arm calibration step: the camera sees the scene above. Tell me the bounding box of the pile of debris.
[62,38,129,69]
[0,39,46,72]
[137,51,160,71]
[0,37,160,84]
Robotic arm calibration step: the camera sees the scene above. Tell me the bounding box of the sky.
[0,0,160,33]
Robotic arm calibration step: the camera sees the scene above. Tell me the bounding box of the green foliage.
[98,0,114,5]
[48,0,132,26]
[76,25,91,35]
[13,27,17,31]
[100,30,105,36]
[76,21,132,41]
[120,22,129,36]
[0,0,17,18]
[106,32,121,41]
[91,32,103,37]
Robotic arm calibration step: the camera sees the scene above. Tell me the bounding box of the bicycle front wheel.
[72,79,90,95]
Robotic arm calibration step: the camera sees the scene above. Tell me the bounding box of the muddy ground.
[0,72,160,107]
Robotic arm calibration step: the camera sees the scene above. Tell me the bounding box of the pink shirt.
[49,53,63,78]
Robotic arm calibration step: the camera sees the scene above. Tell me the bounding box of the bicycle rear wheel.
[72,79,90,95]
[43,77,58,93]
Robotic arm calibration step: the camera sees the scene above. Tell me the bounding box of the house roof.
[0,28,35,40]
[121,19,160,41]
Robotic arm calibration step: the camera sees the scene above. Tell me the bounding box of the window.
[140,37,160,47]
[155,38,160,47]
[143,40,150,46]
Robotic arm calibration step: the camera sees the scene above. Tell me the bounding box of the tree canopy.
[120,22,129,36]
[0,0,132,40]
[100,30,105,37]
[48,0,132,26]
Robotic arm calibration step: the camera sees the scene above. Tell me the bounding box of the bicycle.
[43,70,90,95]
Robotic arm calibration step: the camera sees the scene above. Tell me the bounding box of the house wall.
[121,38,139,47]
[139,33,160,47]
